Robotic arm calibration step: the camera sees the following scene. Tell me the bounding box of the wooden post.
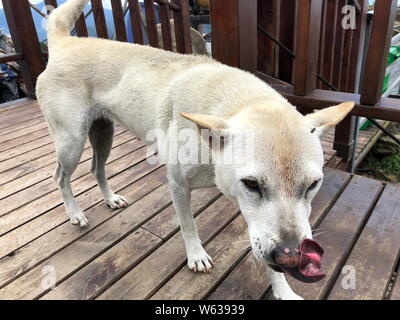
[91,0,109,39]
[2,0,45,98]
[360,0,397,105]
[258,0,280,77]
[278,0,295,83]
[209,0,257,72]
[111,0,128,42]
[334,0,368,162]
[293,0,323,96]
[172,0,193,54]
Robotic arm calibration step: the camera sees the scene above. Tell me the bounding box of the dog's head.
[181,100,354,282]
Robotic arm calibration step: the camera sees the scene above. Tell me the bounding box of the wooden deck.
[0,99,399,300]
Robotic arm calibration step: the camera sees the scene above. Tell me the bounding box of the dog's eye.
[306,179,320,196]
[242,179,260,193]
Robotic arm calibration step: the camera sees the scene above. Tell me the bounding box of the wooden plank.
[151,215,249,300]
[317,0,327,90]
[97,197,240,299]
[0,117,45,138]
[158,4,173,51]
[0,121,48,144]
[110,0,128,42]
[320,0,338,90]
[346,0,367,93]
[0,167,166,288]
[0,105,41,127]
[40,229,162,300]
[1,183,171,299]
[0,135,54,163]
[0,126,126,177]
[144,0,159,48]
[207,168,351,300]
[332,0,346,89]
[90,0,109,39]
[2,0,45,97]
[0,99,36,115]
[257,0,280,77]
[210,0,255,71]
[0,131,132,199]
[0,145,148,233]
[0,97,34,112]
[127,0,144,45]
[282,175,383,300]
[293,0,323,95]
[172,0,192,54]
[339,20,353,91]
[278,0,295,83]
[40,188,220,299]
[327,183,400,300]
[0,128,50,153]
[0,104,40,121]
[0,109,43,131]
[360,0,397,105]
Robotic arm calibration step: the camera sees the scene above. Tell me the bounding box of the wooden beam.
[293,0,323,95]
[0,53,23,64]
[210,0,257,72]
[2,0,45,97]
[256,72,400,122]
[360,0,397,105]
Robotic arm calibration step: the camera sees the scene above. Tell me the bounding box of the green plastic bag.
[360,46,400,130]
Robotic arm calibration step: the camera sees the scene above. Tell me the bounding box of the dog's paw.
[187,247,214,273]
[70,211,88,227]
[106,194,128,209]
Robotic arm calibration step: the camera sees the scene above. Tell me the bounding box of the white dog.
[37,0,354,300]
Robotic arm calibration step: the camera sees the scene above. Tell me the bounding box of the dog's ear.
[306,101,355,137]
[180,112,228,130]
[180,112,228,149]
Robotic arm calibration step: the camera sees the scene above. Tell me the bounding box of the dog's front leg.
[170,181,213,273]
[266,265,303,300]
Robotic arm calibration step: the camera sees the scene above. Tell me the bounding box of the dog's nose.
[271,246,300,268]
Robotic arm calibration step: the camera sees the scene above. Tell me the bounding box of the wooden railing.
[210,0,400,165]
[0,0,193,98]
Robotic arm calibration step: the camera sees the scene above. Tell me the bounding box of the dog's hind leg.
[53,127,88,227]
[89,118,128,209]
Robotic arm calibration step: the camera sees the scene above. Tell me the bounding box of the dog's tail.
[47,0,89,45]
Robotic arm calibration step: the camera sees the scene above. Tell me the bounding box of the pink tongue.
[282,239,326,283]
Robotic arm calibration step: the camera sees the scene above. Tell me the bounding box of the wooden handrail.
[257,72,400,122]
[0,53,23,64]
